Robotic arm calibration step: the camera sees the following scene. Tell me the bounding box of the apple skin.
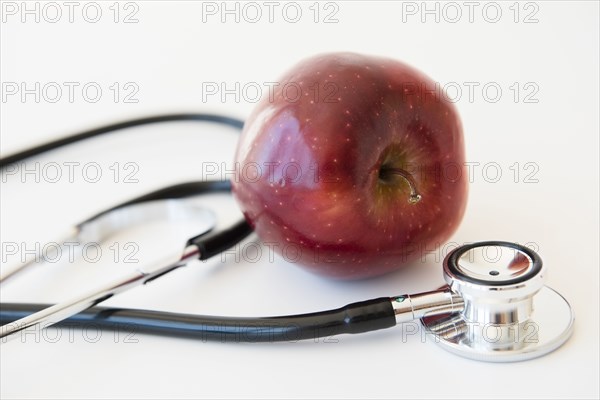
[232,52,468,279]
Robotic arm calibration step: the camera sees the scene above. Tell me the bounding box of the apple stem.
[382,168,422,204]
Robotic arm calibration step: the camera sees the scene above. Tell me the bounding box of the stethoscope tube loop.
[0,113,574,362]
[0,113,253,342]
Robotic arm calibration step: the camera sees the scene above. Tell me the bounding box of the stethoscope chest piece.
[421,241,574,362]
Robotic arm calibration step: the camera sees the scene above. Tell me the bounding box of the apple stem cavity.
[380,167,422,204]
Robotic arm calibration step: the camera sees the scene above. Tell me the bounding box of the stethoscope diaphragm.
[421,242,574,362]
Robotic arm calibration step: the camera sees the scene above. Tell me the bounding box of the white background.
[1,1,599,399]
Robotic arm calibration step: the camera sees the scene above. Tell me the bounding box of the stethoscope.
[0,114,574,362]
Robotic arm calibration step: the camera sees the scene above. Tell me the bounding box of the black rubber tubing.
[0,113,244,168]
[0,299,396,343]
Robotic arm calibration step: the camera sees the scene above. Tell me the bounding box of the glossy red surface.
[232,53,468,279]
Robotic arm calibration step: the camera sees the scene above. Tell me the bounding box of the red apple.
[232,52,468,279]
